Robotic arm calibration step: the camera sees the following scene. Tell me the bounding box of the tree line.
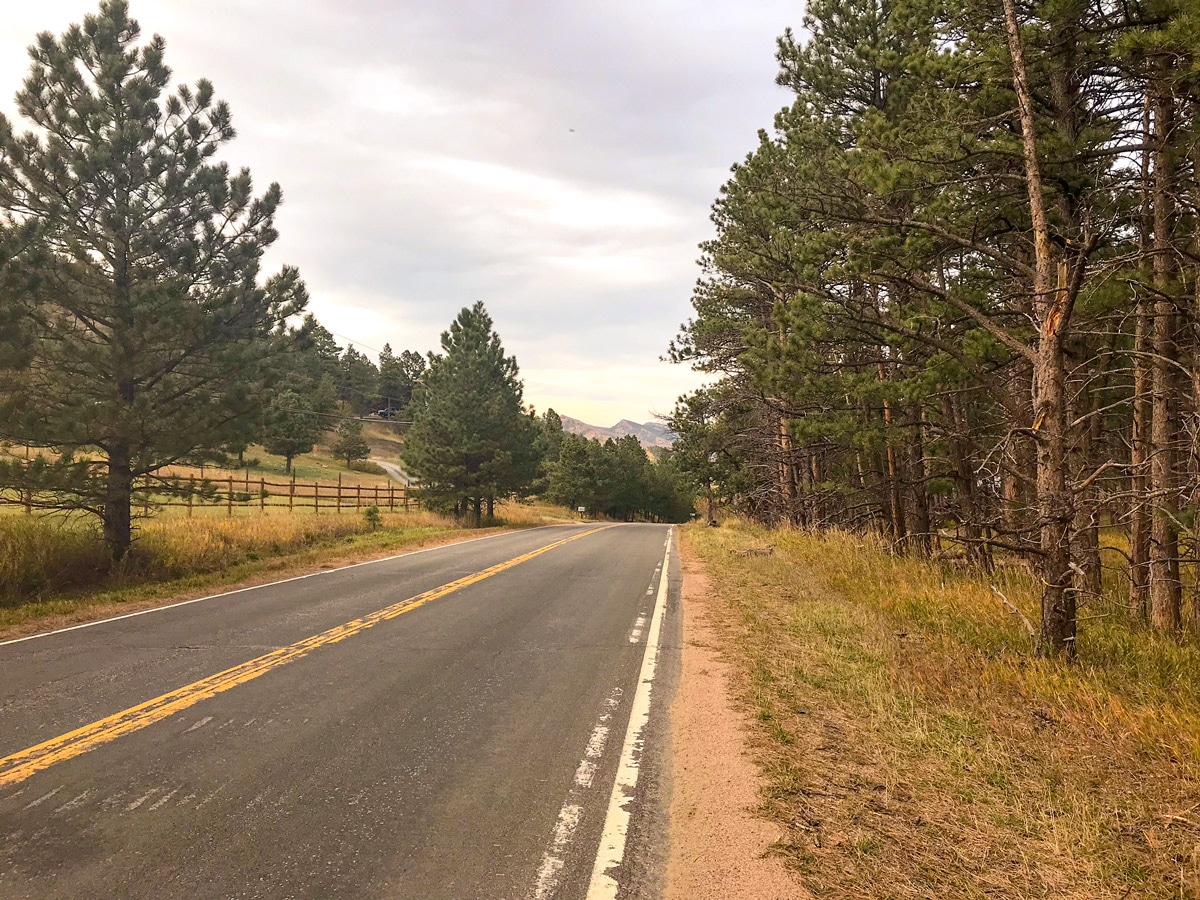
[670,0,1200,655]
[0,2,695,561]
[401,303,695,526]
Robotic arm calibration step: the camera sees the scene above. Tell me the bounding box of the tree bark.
[1004,0,1076,654]
[1150,73,1182,631]
[103,443,134,563]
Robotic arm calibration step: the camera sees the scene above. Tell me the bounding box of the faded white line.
[149,788,178,810]
[55,790,91,813]
[586,526,672,899]
[533,803,583,900]
[533,684,624,899]
[185,716,214,733]
[0,525,574,648]
[628,614,647,644]
[126,788,158,811]
[23,786,62,810]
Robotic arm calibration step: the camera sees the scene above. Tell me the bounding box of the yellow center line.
[0,525,613,787]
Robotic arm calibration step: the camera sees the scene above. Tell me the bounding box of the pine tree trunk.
[103,443,134,562]
[1004,0,1075,654]
[1131,299,1151,617]
[1150,75,1182,631]
[907,413,931,558]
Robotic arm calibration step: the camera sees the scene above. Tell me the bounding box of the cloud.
[0,0,799,421]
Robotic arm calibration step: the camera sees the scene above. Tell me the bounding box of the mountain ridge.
[559,415,675,449]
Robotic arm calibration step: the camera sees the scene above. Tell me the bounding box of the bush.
[349,460,387,476]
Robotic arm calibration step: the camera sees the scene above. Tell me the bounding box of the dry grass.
[0,509,454,627]
[685,520,1200,899]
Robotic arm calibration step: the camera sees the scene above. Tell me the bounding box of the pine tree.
[262,391,324,474]
[0,1,306,559]
[402,302,539,524]
[331,418,370,467]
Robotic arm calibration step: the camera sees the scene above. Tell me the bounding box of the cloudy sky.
[0,1,799,425]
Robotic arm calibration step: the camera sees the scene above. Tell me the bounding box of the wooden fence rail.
[147,472,409,516]
[2,470,411,517]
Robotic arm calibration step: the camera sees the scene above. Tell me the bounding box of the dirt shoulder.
[665,535,810,899]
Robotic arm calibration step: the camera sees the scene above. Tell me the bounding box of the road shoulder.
[666,534,810,900]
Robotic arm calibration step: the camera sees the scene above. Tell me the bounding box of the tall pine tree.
[403,302,539,524]
[0,1,307,559]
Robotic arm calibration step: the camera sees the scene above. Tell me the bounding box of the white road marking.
[628,615,647,644]
[185,716,214,733]
[55,790,91,813]
[23,786,62,810]
[533,804,583,900]
[149,788,178,810]
[126,789,158,811]
[533,685,624,899]
[586,526,672,899]
[0,525,572,648]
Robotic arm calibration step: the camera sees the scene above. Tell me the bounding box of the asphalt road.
[0,523,681,900]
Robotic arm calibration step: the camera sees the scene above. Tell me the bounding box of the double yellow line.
[0,526,610,787]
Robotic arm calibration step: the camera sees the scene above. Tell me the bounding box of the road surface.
[0,523,681,899]
[369,458,412,485]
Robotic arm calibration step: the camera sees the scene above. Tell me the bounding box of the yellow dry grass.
[686,519,1200,899]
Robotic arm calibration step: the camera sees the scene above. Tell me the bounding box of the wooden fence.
[5,472,409,516]
[159,472,410,516]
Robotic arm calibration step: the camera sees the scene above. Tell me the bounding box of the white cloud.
[0,0,798,422]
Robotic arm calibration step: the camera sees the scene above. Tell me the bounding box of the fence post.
[260,477,266,512]
[388,483,394,511]
[188,474,195,517]
[227,475,233,517]
[404,488,410,511]
[314,480,320,514]
[374,484,379,508]
[357,483,362,510]
[337,473,342,514]
[289,473,295,513]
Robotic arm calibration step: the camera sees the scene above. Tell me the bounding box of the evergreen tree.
[338,345,379,414]
[403,302,539,524]
[261,391,324,474]
[0,2,307,560]
[331,418,370,467]
[377,344,425,412]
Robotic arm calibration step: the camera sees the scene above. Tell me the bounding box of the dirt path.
[369,457,412,484]
[666,537,810,899]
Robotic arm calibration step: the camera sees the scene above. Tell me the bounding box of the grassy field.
[685,520,1200,899]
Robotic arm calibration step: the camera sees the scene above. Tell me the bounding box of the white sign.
[578,506,586,513]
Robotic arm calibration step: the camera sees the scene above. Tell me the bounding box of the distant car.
[377,407,400,418]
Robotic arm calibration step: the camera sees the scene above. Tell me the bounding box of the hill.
[559,416,676,449]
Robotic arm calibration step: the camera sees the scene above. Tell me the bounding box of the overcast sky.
[0,1,799,426]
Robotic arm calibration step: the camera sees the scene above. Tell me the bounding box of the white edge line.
[586,525,673,899]
[0,524,581,649]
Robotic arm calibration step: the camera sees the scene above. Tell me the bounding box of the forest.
[670,0,1200,654]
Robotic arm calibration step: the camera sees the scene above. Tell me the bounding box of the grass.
[685,520,1200,899]
[0,494,583,638]
[0,509,454,636]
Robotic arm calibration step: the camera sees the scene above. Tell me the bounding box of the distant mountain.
[559,416,676,449]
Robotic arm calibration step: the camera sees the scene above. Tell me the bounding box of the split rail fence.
[159,472,410,516]
[6,472,410,516]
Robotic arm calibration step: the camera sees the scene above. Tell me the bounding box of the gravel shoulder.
[665,535,810,900]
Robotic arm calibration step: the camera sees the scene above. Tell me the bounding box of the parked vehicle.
[377,407,400,418]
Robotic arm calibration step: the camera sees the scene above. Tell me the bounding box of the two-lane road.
[0,523,680,899]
